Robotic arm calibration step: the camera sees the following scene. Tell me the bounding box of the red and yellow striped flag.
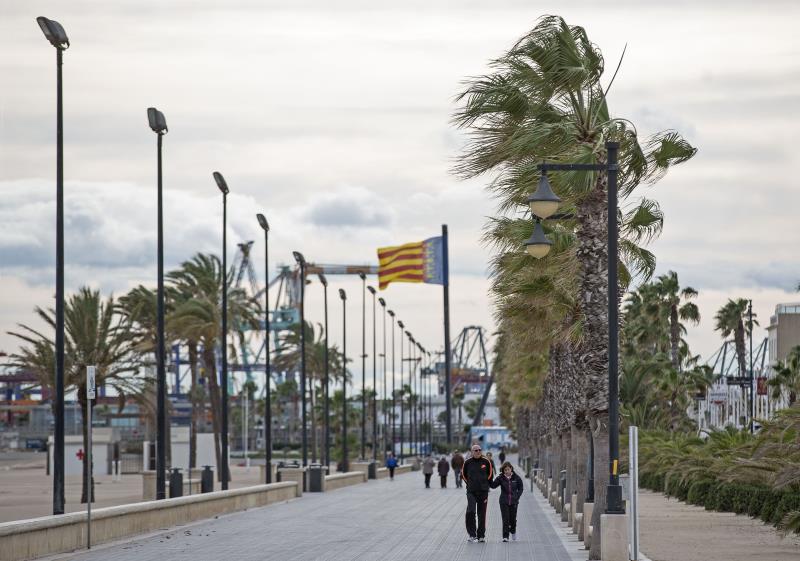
[377,237,445,290]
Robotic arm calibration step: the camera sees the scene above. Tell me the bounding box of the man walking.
[461,444,493,543]
[451,450,465,488]
[422,454,435,488]
[437,456,450,488]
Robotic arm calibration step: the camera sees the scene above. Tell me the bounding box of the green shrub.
[747,486,772,518]
[687,480,713,506]
[760,491,783,523]
[772,493,800,526]
[731,484,757,515]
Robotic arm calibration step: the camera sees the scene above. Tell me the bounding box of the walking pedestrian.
[386,452,398,480]
[490,461,524,542]
[486,451,496,474]
[498,448,506,464]
[451,450,465,488]
[437,456,449,488]
[422,454,435,488]
[461,444,493,543]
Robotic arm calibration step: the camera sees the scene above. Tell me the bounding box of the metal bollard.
[169,468,183,498]
[560,469,567,509]
[201,465,214,493]
[367,461,377,480]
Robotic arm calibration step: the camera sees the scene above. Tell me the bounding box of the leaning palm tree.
[453,15,696,556]
[714,298,757,378]
[655,271,700,371]
[9,287,139,503]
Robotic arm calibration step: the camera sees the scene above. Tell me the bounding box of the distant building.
[767,303,800,364]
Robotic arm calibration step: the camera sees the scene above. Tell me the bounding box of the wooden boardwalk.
[48,461,576,561]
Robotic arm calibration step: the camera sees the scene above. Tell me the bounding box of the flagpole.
[442,224,452,445]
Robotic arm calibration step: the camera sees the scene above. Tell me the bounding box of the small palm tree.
[714,299,757,378]
[655,271,700,371]
[768,346,800,406]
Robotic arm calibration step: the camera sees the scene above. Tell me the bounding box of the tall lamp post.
[147,108,168,500]
[367,286,377,461]
[397,320,405,462]
[339,288,349,472]
[358,272,367,459]
[213,171,231,490]
[319,274,331,468]
[523,140,624,514]
[256,213,272,482]
[378,298,387,457]
[292,251,308,467]
[409,333,417,457]
[388,310,396,456]
[36,15,69,516]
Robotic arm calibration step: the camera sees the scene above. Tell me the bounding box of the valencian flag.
[377,236,445,290]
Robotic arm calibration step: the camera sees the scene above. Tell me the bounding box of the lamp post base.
[606,483,625,514]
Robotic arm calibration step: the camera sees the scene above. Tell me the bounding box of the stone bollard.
[583,502,594,549]
[569,492,578,527]
[600,513,628,561]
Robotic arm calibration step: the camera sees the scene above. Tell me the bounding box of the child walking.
[490,461,524,542]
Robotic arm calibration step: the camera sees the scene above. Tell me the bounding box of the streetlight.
[523,140,624,514]
[367,286,377,461]
[213,171,231,490]
[397,320,405,462]
[358,272,367,460]
[256,213,272,483]
[418,343,428,451]
[36,15,69,516]
[319,273,330,469]
[408,332,416,457]
[339,288,349,472]
[378,297,387,457]
[147,107,168,500]
[292,251,308,467]
[388,310,396,457]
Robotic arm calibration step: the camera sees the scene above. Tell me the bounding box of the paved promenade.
[46,462,574,561]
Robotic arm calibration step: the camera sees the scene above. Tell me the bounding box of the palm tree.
[655,271,700,371]
[168,253,259,481]
[453,16,696,555]
[769,346,800,406]
[9,287,139,503]
[714,299,757,378]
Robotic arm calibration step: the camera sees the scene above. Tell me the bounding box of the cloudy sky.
[2,0,799,384]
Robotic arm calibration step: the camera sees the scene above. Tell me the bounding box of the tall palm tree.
[168,253,259,481]
[453,16,696,556]
[714,298,757,378]
[769,346,800,406]
[655,271,699,371]
[9,287,139,503]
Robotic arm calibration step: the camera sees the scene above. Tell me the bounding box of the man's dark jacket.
[461,456,494,493]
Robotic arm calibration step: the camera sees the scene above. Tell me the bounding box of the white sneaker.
[502,538,509,542]
[467,537,477,543]
[511,533,518,541]
[477,537,486,543]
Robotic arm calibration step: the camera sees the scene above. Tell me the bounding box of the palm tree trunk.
[203,347,223,482]
[574,425,588,539]
[562,429,572,522]
[589,413,610,560]
[735,321,747,377]
[189,342,199,469]
[310,383,318,462]
[670,305,680,371]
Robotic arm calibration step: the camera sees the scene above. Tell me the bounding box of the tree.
[769,346,800,406]
[714,299,757,378]
[655,271,700,371]
[9,287,139,503]
[453,16,696,556]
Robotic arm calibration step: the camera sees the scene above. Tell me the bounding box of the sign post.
[86,366,96,549]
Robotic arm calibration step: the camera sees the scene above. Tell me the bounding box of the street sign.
[86,366,96,400]
[708,389,727,404]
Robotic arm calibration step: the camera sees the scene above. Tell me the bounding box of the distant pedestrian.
[462,444,494,543]
[490,461,524,542]
[451,450,465,488]
[437,456,449,488]
[386,453,398,480]
[486,452,496,474]
[498,449,506,464]
[422,454,436,488]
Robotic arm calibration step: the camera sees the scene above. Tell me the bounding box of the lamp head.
[397,320,404,329]
[524,220,553,259]
[527,171,561,219]
[388,310,395,317]
[256,213,269,232]
[358,272,366,281]
[213,172,229,195]
[292,251,305,266]
[318,273,328,287]
[338,288,346,301]
[36,17,69,49]
[147,107,168,134]
[367,286,376,295]
[378,297,386,307]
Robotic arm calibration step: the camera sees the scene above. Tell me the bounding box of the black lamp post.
[213,171,231,490]
[256,213,272,482]
[147,107,168,500]
[523,140,624,514]
[397,320,405,462]
[388,310,396,456]
[408,332,416,457]
[339,288,349,472]
[418,343,428,451]
[367,286,377,461]
[319,273,330,468]
[358,272,367,460]
[36,15,69,516]
[292,251,308,467]
[378,297,387,456]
